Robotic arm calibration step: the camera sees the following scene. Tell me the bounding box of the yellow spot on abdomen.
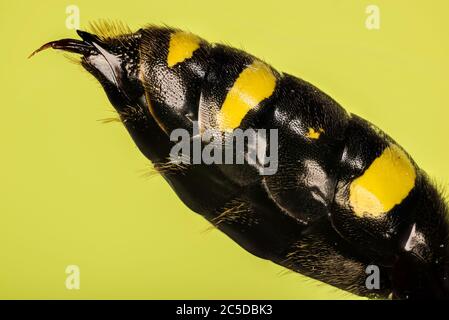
[349,144,416,218]
[307,127,324,139]
[167,31,200,67]
[218,60,276,131]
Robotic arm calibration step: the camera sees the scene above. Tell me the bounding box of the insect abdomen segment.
[140,26,428,260]
[34,23,449,299]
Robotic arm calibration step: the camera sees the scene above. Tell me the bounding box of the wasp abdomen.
[140,28,353,223]
[141,26,448,274]
[34,23,449,299]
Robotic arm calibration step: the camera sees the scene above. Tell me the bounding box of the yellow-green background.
[1,0,448,299]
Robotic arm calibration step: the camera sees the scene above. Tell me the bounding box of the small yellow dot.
[306,127,324,139]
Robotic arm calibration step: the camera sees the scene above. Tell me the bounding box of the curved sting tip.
[28,42,53,59]
[28,39,93,59]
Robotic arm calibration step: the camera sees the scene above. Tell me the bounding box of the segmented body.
[111,27,427,297]
[36,23,449,298]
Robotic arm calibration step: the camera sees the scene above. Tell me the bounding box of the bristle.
[434,177,449,204]
[88,20,133,41]
[213,200,256,227]
[139,158,189,180]
[277,268,294,277]
[98,117,121,124]
[202,200,254,233]
[63,53,82,65]
[138,165,162,179]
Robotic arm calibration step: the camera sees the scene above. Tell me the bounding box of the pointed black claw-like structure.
[28,37,93,58]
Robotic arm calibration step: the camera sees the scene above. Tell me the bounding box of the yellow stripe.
[349,144,416,218]
[218,60,276,131]
[167,31,200,67]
